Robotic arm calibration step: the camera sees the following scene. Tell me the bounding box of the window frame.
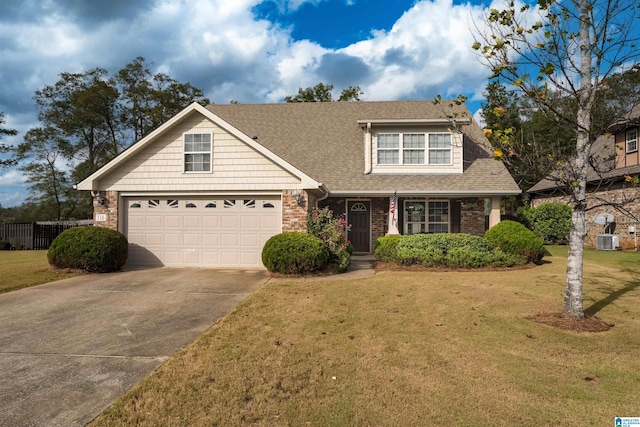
[376,132,452,166]
[626,128,638,154]
[403,199,450,235]
[183,132,213,173]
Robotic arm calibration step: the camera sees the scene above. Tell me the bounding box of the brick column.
[460,197,485,235]
[93,190,119,231]
[282,190,309,232]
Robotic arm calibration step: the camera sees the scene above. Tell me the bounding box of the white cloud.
[0,169,27,186]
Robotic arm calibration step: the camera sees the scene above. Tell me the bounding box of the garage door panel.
[201,233,220,247]
[221,233,238,246]
[221,216,238,228]
[240,215,259,229]
[202,216,220,228]
[164,233,182,246]
[240,234,259,247]
[164,216,182,228]
[183,250,201,264]
[145,233,164,245]
[260,216,278,228]
[126,196,281,268]
[145,216,163,228]
[183,233,201,245]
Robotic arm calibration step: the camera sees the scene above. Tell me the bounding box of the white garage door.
[124,197,281,268]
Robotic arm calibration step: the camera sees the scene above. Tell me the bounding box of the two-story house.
[77,101,521,268]
[528,105,640,249]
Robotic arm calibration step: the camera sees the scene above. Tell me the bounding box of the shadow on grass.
[584,278,640,316]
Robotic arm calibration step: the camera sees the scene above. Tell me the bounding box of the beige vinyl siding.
[370,125,463,175]
[98,114,300,191]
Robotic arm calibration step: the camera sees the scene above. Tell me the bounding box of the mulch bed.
[374,261,536,273]
[527,312,613,332]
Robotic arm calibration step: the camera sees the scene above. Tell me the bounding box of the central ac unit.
[596,234,619,250]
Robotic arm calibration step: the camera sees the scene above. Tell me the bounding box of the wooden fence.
[0,221,92,250]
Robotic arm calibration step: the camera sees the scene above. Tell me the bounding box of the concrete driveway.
[0,268,268,427]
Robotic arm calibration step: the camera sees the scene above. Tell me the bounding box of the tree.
[34,68,122,177]
[114,57,210,142]
[0,112,18,168]
[15,127,70,220]
[285,83,363,102]
[22,57,210,219]
[474,0,640,318]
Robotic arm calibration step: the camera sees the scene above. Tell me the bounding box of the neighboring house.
[528,105,640,249]
[77,101,520,268]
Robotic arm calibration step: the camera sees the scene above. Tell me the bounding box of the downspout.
[364,122,372,174]
[316,183,330,206]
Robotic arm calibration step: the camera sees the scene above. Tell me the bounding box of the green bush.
[484,220,545,264]
[378,233,526,268]
[520,203,571,244]
[48,226,128,273]
[306,207,352,273]
[262,232,329,274]
[0,241,11,250]
[374,235,403,262]
[395,233,515,268]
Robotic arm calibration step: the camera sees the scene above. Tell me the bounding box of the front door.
[348,201,371,252]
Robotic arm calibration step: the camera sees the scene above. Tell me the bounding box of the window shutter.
[450,200,461,233]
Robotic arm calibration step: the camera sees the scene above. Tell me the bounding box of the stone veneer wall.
[532,185,640,249]
[460,197,486,236]
[282,189,312,232]
[93,190,119,231]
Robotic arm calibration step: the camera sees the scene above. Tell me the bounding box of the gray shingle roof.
[528,106,640,194]
[207,101,520,196]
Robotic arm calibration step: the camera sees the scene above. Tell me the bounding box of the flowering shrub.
[306,207,353,273]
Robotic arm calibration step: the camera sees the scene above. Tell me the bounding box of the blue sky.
[0,0,494,208]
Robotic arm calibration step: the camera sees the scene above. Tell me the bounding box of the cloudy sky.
[0,0,500,207]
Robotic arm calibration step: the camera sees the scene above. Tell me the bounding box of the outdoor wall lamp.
[294,190,306,206]
[91,190,105,206]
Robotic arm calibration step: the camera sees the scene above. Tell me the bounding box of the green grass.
[91,248,640,426]
[0,250,83,293]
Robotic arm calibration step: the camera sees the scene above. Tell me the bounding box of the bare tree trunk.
[564,0,593,319]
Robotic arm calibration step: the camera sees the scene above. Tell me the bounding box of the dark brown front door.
[348,201,370,252]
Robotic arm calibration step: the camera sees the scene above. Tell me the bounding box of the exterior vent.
[596,234,619,250]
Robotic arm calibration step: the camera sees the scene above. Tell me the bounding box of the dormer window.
[626,129,637,153]
[376,132,451,165]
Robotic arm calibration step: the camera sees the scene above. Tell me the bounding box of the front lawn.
[91,248,640,426]
[0,250,83,294]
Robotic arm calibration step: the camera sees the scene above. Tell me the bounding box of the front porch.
[319,196,501,252]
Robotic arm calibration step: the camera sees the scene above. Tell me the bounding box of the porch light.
[294,190,306,206]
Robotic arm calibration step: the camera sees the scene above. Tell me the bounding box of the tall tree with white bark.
[474,0,640,318]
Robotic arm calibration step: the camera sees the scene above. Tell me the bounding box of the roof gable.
[76,103,321,190]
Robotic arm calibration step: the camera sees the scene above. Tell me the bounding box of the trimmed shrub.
[48,226,128,273]
[484,220,545,264]
[0,241,11,250]
[379,233,526,268]
[520,203,571,244]
[395,233,510,267]
[262,232,329,274]
[374,235,403,263]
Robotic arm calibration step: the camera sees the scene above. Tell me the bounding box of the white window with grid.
[377,133,400,164]
[403,133,425,164]
[626,129,637,153]
[403,200,449,234]
[376,132,452,166]
[184,133,212,172]
[428,133,452,165]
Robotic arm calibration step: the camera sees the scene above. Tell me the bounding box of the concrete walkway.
[268,254,376,283]
[0,268,268,427]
